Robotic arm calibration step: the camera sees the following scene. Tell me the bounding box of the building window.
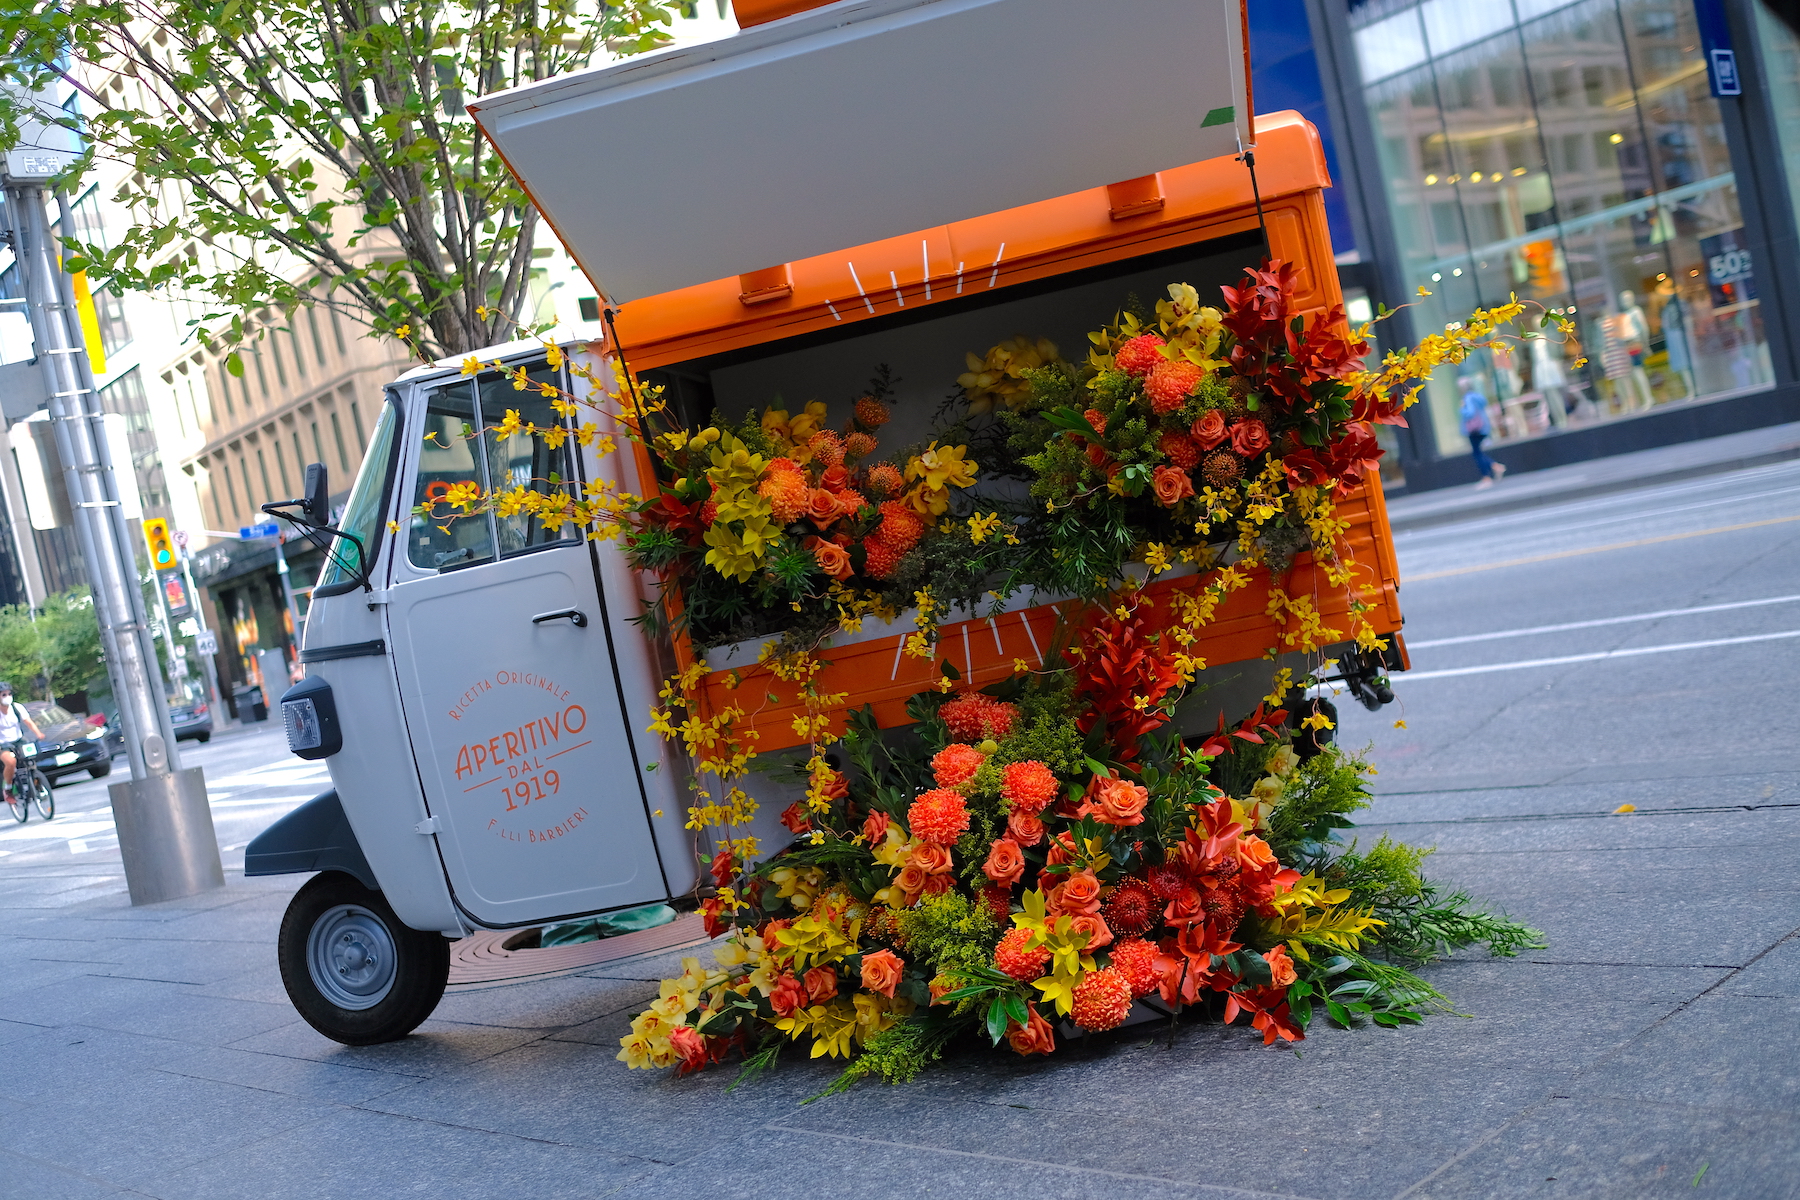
[222,456,240,518]
[257,447,273,506]
[310,419,326,467]
[270,333,288,389]
[253,346,270,399]
[289,324,307,380]
[329,304,348,356]
[211,478,224,528]
[273,436,290,496]
[350,400,366,449]
[330,410,350,473]
[307,306,327,366]
[216,365,234,416]
[291,429,305,477]
[238,364,253,414]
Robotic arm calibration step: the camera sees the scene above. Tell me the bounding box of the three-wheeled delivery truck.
[246,0,1406,1044]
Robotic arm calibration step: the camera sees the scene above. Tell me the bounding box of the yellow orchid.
[906,442,978,492]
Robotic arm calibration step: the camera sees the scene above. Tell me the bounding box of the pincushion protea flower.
[1070,967,1134,1030]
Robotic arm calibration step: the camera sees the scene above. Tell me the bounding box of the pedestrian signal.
[142,518,177,570]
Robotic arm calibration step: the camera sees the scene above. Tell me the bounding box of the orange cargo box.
[609,113,1401,753]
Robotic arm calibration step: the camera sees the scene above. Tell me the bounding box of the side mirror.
[303,462,329,527]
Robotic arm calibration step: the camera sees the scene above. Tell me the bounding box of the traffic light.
[142,518,177,571]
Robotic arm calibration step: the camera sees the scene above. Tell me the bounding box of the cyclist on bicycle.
[0,682,44,796]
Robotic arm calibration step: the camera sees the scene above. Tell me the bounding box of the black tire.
[195,732,211,743]
[88,762,111,779]
[6,787,25,823]
[277,871,449,1045]
[28,770,52,820]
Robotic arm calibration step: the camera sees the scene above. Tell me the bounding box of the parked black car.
[171,697,214,743]
[22,702,123,783]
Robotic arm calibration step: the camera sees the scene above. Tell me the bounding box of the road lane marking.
[1404,515,1800,581]
[1400,629,1800,682]
[1407,594,1800,649]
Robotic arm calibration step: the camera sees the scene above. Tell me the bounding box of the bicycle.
[5,740,53,823]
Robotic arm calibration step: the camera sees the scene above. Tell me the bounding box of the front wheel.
[27,770,52,820]
[88,762,112,780]
[6,785,25,823]
[277,872,449,1045]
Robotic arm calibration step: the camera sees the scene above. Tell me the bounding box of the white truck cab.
[247,339,697,1043]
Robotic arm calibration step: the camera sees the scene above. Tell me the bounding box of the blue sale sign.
[1699,228,1754,309]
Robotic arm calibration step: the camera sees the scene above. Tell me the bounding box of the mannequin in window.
[1656,279,1695,400]
[1616,289,1655,409]
[1525,315,1568,427]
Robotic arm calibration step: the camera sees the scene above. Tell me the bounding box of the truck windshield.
[316,397,400,593]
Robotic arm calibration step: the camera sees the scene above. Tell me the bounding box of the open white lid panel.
[470,0,1251,306]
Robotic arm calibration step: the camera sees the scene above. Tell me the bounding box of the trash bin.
[232,683,268,723]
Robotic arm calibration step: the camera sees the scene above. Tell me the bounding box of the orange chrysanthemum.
[1107,937,1162,998]
[1000,760,1059,815]
[907,788,971,844]
[994,926,1051,982]
[1083,408,1107,435]
[862,538,904,579]
[1114,333,1166,378]
[759,467,808,525]
[1069,967,1134,1031]
[931,743,987,789]
[873,499,926,551]
[1144,359,1203,413]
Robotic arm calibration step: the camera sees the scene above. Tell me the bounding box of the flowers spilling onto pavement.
[618,593,1542,1087]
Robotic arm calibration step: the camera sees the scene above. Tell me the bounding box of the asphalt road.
[1,458,1796,1199]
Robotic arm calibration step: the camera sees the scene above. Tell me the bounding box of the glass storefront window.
[1349,0,1775,460]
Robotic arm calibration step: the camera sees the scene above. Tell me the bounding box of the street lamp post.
[2,178,221,904]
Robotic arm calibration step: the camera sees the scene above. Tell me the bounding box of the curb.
[1387,444,1800,533]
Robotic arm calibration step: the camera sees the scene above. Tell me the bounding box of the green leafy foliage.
[1265,745,1375,859]
[0,588,106,701]
[0,0,686,357]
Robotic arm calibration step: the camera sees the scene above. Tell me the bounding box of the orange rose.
[807,537,853,580]
[1263,944,1297,989]
[1007,810,1045,846]
[895,863,929,895]
[862,809,890,844]
[921,873,955,896]
[1191,409,1228,449]
[819,465,852,493]
[1053,868,1103,915]
[1082,775,1149,827]
[806,487,843,527]
[1237,835,1277,870]
[861,948,904,998]
[1229,418,1271,457]
[910,841,955,876]
[778,802,811,834]
[769,971,808,1018]
[1006,1003,1057,1056]
[803,966,839,1003]
[928,973,955,1005]
[1044,831,1078,867]
[1150,465,1195,507]
[983,837,1026,887]
[1067,913,1113,951]
[668,1024,705,1066]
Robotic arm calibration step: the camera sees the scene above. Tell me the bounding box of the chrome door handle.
[531,608,589,628]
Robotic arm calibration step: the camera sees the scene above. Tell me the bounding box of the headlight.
[86,728,105,740]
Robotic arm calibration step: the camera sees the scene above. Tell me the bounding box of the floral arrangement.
[617,593,1541,1084]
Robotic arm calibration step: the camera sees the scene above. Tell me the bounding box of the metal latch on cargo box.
[414,816,441,835]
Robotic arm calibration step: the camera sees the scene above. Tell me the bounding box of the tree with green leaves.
[0,0,696,361]
[0,587,106,701]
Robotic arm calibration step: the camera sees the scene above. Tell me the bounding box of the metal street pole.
[6,179,220,903]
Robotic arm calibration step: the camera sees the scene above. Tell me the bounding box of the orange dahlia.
[759,467,809,524]
[939,693,1019,743]
[1114,333,1166,378]
[1069,967,1134,1031]
[862,538,904,579]
[1144,359,1203,413]
[1000,760,1059,815]
[1157,430,1201,471]
[907,788,971,844]
[873,499,926,551]
[994,926,1050,982]
[1107,937,1162,998]
[931,743,987,789]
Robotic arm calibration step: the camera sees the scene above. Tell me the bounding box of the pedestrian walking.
[1459,377,1506,489]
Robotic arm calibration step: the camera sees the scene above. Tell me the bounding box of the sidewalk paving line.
[1400,628,1800,682]
[1405,514,1800,581]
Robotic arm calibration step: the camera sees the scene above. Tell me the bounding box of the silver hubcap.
[307,904,398,1010]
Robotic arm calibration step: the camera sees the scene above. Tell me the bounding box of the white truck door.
[386,361,671,927]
